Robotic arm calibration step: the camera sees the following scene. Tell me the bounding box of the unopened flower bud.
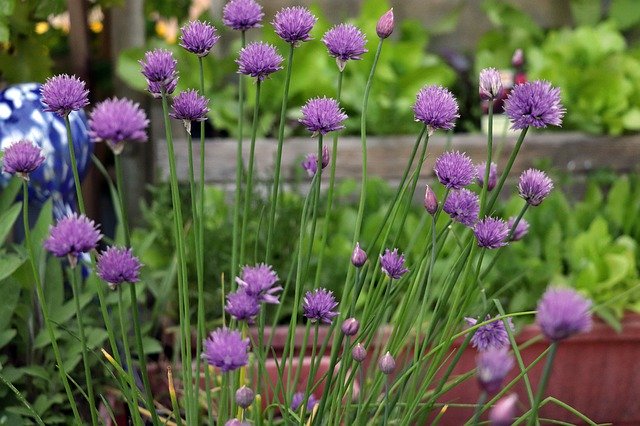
[351,242,368,267]
[378,351,396,375]
[341,318,360,336]
[424,185,438,215]
[235,386,255,409]
[352,343,367,363]
[489,394,518,426]
[376,8,394,39]
[512,48,524,68]
[479,68,503,101]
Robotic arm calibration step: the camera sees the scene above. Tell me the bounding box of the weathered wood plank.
[155,132,640,184]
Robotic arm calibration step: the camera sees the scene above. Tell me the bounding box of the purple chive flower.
[504,80,565,130]
[41,74,89,117]
[301,145,330,177]
[479,68,503,100]
[299,97,347,136]
[202,328,249,372]
[424,185,438,215]
[225,420,250,426]
[322,24,368,71]
[223,0,264,31]
[88,97,149,154]
[273,7,317,45]
[434,151,476,190]
[225,289,260,322]
[490,394,518,426]
[44,213,102,266]
[518,169,553,206]
[512,49,524,68]
[179,20,219,57]
[380,248,409,280]
[170,90,210,133]
[352,343,367,362]
[1,140,45,179]
[413,85,459,132]
[341,318,360,336]
[536,288,592,342]
[97,247,142,289]
[140,49,178,96]
[235,386,255,409]
[465,316,515,351]
[376,8,394,39]
[236,263,282,304]
[291,392,318,412]
[507,217,529,241]
[474,217,509,249]
[443,189,480,227]
[302,288,339,324]
[351,242,367,268]
[237,42,283,81]
[476,162,497,191]
[378,352,396,375]
[476,348,514,394]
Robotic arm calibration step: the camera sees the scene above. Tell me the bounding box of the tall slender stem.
[64,116,85,214]
[266,43,296,262]
[239,80,262,266]
[486,127,529,214]
[479,100,494,216]
[528,343,558,426]
[232,31,247,281]
[22,182,82,423]
[69,267,98,426]
[117,286,142,424]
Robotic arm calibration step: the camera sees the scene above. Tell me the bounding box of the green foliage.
[116,0,454,137]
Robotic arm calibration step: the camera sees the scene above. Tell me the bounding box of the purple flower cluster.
[474,217,509,249]
[44,213,102,265]
[273,7,317,45]
[1,140,45,178]
[170,90,210,130]
[413,85,459,132]
[140,49,178,96]
[179,20,219,57]
[490,394,518,426]
[380,248,408,280]
[89,97,149,154]
[236,263,282,304]
[518,168,553,206]
[202,328,249,372]
[476,161,497,191]
[466,316,515,351]
[434,151,476,190]
[322,24,367,71]
[237,42,283,81]
[291,392,318,412]
[223,0,264,31]
[225,289,260,322]
[504,80,565,130]
[507,217,529,241]
[476,348,514,393]
[536,288,592,342]
[299,97,347,136]
[443,189,480,227]
[97,246,142,289]
[479,68,503,100]
[302,288,339,324]
[41,74,89,117]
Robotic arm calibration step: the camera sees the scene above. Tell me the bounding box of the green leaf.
[116,47,149,92]
[609,0,640,30]
[0,178,20,212]
[0,329,16,349]
[0,253,25,281]
[0,202,22,245]
[0,276,21,330]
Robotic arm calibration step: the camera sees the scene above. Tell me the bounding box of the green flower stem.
[301,322,320,419]
[21,181,81,423]
[232,31,247,281]
[316,39,386,422]
[413,214,437,362]
[117,286,143,426]
[239,80,262,267]
[313,70,344,289]
[383,377,391,426]
[160,91,194,423]
[64,116,86,214]
[266,43,296,262]
[68,267,98,426]
[0,369,45,426]
[486,127,529,214]
[471,391,487,426]
[479,100,494,216]
[528,342,558,426]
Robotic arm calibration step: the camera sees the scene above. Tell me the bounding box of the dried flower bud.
[341,318,360,336]
[352,343,367,363]
[235,386,255,409]
[376,8,394,39]
[424,185,438,215]
[351,242,368,267]
[378,351,396,375]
